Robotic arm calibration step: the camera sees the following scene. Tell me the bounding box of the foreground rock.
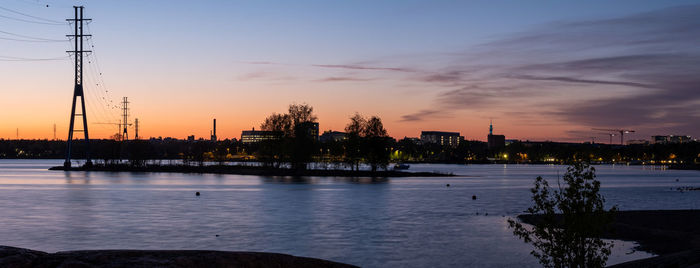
[608,249,700,268]
[517,210,700,267]
[0,246,358,268]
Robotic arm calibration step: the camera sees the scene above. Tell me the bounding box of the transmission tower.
[64,6,92,168]
[121,97,130,140]
[134,118,139,140]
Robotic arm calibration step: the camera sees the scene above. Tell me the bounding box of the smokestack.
[211,118,217,141]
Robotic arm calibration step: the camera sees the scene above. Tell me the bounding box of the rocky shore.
[49,163,453,177]
[517,210,700,267]
[0,246,358,268]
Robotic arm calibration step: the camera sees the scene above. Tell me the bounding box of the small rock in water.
[446,184,450,187]
[215,234,219,237]
[472,195,477,200]
[196,192,200,196]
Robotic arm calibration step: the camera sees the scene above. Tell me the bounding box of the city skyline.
[2,1,699,142]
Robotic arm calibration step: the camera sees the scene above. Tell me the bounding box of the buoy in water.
[472,195,477,200]
[446,184,450,187]
[196,192,200,196]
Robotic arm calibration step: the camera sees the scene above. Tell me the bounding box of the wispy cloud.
[508,74,656,89]
[238,61,414,73]
[310,64,414,73]
[315,76,376,82]
[400,109,448,122]
[399,5,700,137]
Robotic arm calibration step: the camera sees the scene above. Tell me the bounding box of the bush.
[508,162,618,268]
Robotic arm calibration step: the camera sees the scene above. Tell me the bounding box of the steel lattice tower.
[122,97,129,141]
[64,6,92,168]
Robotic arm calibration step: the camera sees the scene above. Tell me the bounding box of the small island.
[49,163,454,177]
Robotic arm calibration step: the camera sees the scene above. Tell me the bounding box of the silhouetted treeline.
[2,138,698,167]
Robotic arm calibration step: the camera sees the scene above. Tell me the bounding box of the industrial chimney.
[211,118,217,142]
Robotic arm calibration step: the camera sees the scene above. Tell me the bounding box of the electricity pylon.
[64,6,92,168]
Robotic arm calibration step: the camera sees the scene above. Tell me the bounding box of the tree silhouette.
[260,113,292,136]
[363,116,390,172]
[288,103,317,127]
[344,113,391,172]
[260,103,318,169]
[508,162,617,268]
[344,113,366,171]
[291,121,317,170]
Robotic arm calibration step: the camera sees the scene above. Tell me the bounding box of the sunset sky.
[1,0,699,142]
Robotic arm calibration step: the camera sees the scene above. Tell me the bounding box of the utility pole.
[121,97,129,141]
[134,118,139,140]
[64,6,92,168]
[53,124,56,140]
[16,128,18,140]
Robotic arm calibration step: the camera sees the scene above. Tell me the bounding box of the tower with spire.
[487,119,505,149]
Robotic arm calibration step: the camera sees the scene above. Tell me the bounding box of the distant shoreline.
[517,210,700,267]
[15,158,695,169]
[49,163,455,177]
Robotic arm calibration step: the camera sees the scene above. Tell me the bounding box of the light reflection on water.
[1,160,699,267]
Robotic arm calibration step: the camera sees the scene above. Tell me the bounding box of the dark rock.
[609,249,700,268]
[0,246,47,267]
[0,246,358,268]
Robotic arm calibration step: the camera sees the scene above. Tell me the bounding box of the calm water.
[1,160,699,267]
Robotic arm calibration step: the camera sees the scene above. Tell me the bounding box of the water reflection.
[261,176,389,184]
[64,171,91,184]
[0,160,697,267]
[261,176,322,184]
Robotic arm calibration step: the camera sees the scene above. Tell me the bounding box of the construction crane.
[596,132,615,144]
[94,121,132,141]
[592,128,635,145]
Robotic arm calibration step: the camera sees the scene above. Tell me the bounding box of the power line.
[0,12,65,25]
[70,21,122,131]
[0,29,64,41]
[66,31,120,128]
[0,36,65,42]
[84,23,120,112]
[0,5,63,23]
[0,55,68,61]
